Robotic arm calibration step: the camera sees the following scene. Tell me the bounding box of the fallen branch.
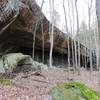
[21,70,47,79]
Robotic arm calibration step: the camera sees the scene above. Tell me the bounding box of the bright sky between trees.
[36,0,96,35]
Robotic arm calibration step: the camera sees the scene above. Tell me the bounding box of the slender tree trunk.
[87,0,93,78]
[96,0,100,84]
[63,0,69,33]
[41,0,45,64]
[41,22,44,63]
[89,38,93,79]
[68,37,71,78]
[49,0,54,68]
[63,0,71,79]
[75,0,80,75]
[94,27,99,70]
[85,36,87,71]
[32,22,38,60]
[72,40,75,73]
[70,0,78,71]
[68,0,75,73]
[32,0,44,60]
[78,41,81,75]
[83,8,87,71]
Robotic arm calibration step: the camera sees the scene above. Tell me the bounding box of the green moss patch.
[49,82,100,100]
[0,79,11,85]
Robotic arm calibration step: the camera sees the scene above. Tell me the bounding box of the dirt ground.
[0,68,100,100]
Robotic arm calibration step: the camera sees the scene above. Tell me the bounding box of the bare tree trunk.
[89,38,93,79]
[83,7,87,71]
[68,37,71,78]
[88,0,93,30]
[63,0,70,79]
[32,22,38,60]
[96,0,100,84]
[41,0,45,64]
[68,0,72,33]
[32,0,44,60]
[63,0,69,33]
[49,0,54,68]
[75,0,80,75]
[84,36,87,71]
[70,0,78,71]
[78,41,81,75]
[87,0,93,78]
[96,42,99,71]
[72,39,75,73]
[94,26,99,70]
[41,22,44,63]
[68,0,75,73]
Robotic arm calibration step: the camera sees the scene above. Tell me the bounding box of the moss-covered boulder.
[0,53,48,74]
[49,82,100,100]
[0,53,36,73]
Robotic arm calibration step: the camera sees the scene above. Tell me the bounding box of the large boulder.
[0,53,48,74]
[0,53,35,73]
[49,82,100,100]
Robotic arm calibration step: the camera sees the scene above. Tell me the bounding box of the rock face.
[0,0,69,54]
[0,0,93,67]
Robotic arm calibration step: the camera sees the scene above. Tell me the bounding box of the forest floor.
[0,68,100,100]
